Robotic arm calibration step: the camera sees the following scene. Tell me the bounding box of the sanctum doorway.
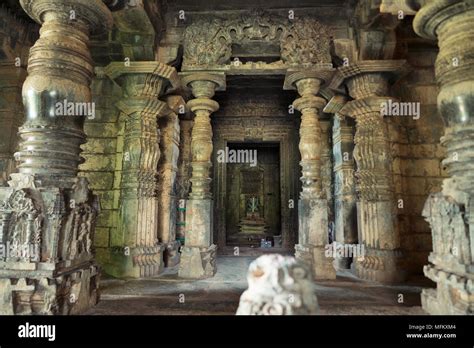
[212,85,301,254]
[225,142,281,248]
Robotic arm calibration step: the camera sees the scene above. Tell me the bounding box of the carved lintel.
[182,11,332,69]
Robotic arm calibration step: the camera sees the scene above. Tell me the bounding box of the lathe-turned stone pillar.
[0,0,112,314]
[412,0,474,314]
[325,95,358,270]
[158,95,184,268]
[284,70,336,280]
[178,72,225,279]
[105,62,179,278]
[336,60,406,283]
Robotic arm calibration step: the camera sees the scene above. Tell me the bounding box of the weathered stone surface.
[0,176,101,314]
[178,245,216,279]
[295,199,336,280]
[236,254,318,315]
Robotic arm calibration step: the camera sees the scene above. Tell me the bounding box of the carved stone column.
[178,72,225,279]
[105,61,179,278]
[320,119,334,224]
[325,95,358,270]
[0,0,112,314]
[412,0,474,314]
[336,60,406,283]
[284,70,336,280]
[158,95,184,268]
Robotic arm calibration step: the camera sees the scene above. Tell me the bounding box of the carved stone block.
[236,254,318,315]
[178,244,217,279]
[0,176,100,314]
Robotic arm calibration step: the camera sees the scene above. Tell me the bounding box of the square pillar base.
[421,265,473,315]
[0,262,100,315]
[353,248,406,283]
[296,198,336,279]
[0,177,101,314]
[178,245,217,279]
[295,244,336,280]
[184,198,213,246]
[107,245,164,278]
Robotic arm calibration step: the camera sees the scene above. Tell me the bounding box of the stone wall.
[79,71,123,272]
[391,31,446,277]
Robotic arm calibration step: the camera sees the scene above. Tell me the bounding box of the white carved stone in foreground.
[236,254,318,315]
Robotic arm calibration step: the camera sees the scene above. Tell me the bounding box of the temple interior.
[0,0,472,316]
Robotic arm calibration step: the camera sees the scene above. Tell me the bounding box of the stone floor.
[84,256,429,315]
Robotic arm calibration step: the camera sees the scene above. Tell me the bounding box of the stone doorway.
[224,142,281,248]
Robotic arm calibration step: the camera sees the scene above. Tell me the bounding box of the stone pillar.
[105,61,179,278]
[0,0,112,314]
[284,70,336,280]
[325,95,358,270]
[158,95,184,268]
[411,0,474,314]
[178,72,225,279]
[176,115,193,244]
[320,120,334,225]
[336,60,406,283]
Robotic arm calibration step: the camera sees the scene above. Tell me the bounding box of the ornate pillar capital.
[181,72,226,98]
[20,0,113,34]
[106,61,179,98]
[331,60,407,100]
[283,68,334,93]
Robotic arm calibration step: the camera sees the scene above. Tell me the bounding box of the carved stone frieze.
[0,176,100,314]
[183,11,332,68]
